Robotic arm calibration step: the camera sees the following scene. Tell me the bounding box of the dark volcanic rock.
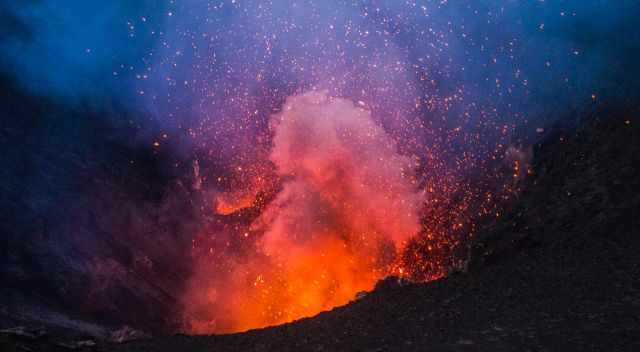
[373,276,410,292]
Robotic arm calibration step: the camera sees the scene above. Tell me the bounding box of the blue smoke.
[0,1,164,104]
[1,1,637,120]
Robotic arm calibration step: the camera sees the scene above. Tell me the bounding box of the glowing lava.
[182,91,423,333]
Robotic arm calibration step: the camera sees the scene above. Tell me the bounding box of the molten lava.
[182,91,424,333]
[180,91,517,334]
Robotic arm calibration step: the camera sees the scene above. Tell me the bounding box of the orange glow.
[188,237,382,334]
[182,92,422,334]
[180,92,517,334]
[215,189,259,215]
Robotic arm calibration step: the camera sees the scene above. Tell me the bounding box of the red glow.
[179,91,518,334]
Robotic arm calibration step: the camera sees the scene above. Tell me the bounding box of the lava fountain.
[182,91,423,333]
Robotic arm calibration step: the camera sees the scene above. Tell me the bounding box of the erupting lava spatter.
[182,89,520,333]
[184,91,424,333]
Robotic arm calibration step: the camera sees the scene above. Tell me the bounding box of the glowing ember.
[215,187,262,215]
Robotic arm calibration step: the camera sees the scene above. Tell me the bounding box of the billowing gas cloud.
[259,91,422,252]
[182,91,422,333]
